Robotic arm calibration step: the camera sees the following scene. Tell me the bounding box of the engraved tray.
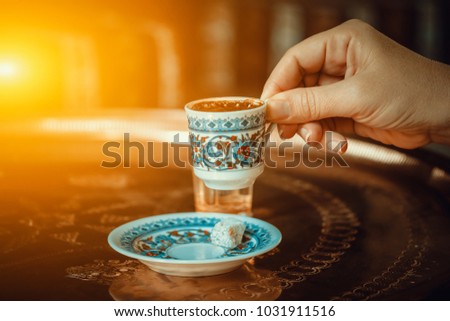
[0,112,448,300]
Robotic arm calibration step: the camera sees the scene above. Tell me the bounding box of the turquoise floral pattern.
[119,216,272,260]
[133,228,211,258]
[189,129,265,170]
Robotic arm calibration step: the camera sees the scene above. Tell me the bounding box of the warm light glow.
[0,61,17,78]
[0,40,62,115]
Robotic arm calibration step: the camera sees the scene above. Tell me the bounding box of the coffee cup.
[185,96,274,191]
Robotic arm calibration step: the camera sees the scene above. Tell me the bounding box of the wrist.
[426,60,450,145]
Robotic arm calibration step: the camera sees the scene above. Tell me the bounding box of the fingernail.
[267,99,290,120]
[299,128,311,143]
[327,140,348,154]
[339,141,348,154]
[278,128,286,140]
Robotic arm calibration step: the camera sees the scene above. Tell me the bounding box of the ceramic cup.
[185,96,274,191]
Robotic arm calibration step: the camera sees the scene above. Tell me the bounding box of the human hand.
[261,19,450,152]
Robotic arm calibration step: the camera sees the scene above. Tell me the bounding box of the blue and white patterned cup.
[185,97,274,190]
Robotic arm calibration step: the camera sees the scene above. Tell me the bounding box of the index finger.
[261,23,352,100]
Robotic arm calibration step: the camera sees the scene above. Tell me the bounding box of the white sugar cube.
[211,218,246,249]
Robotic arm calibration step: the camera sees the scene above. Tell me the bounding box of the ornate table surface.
[0,109,449,300]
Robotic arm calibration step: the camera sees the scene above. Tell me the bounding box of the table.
[0,110,449,300]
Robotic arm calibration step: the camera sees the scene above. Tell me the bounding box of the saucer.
[108,212,282,277]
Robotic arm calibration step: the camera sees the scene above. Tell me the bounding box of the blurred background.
[0,0,449,117]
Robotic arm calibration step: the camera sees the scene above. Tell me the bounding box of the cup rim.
[184,96,266,116]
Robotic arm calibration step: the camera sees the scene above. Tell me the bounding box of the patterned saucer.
[108,212,282,277]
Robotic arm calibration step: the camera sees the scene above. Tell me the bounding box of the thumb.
[266,79,359,124]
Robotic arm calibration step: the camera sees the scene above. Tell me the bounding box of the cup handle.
[264,122,276,143]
